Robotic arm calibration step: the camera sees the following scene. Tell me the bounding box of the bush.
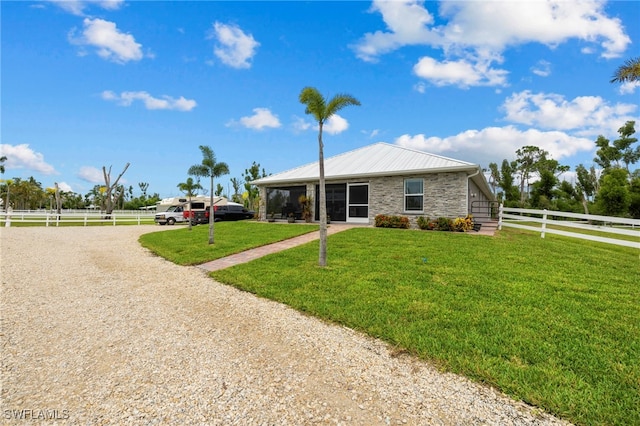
[375,214,410,229]
[417,216,430,230]
[436,217,453,231]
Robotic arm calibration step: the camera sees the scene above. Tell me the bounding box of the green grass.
[139,221,318,265]
[208,227,639,426]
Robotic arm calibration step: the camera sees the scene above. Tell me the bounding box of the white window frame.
[404,178,424,212]
[347,183,369,223]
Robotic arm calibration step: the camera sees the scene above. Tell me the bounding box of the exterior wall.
[369,172,468,227]
[258,172,470,227]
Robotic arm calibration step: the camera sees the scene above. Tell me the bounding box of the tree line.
[488,121,639,218]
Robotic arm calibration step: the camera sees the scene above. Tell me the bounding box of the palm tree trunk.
[318,122,327,267]
[209,175,215,244]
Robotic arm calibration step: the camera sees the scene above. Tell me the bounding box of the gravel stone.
[0,226,572,425]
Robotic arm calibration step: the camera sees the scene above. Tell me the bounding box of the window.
[404,178,423,211]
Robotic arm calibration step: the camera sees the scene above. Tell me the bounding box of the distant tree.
[575,164,597,214]
[610,57,640,83]
[498,159,519,205]
[487,162,500,197]
[177,177,203,231]
[188,146,229,245]
[515,146,548,206]
[242,161,268,213]
[0,155,6,174]
[215,183,224,197]
[299,86,360,267]
[594,121,639,174]
[629,175,640,219]
[230,177,243,203]
[102,163,130,216]
[596,168,631,216]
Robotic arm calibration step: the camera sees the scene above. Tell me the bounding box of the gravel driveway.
[0,226,570,425]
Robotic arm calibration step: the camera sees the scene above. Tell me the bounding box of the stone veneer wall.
[369,172,468,227]
[258,172,469,226]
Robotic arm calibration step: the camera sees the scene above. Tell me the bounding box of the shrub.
[452,215,474,232]
[375,214,410,229]
[417,216,430,230]
[436,217,453,231]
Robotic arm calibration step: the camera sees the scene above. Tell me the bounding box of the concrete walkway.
[197,223,360,272]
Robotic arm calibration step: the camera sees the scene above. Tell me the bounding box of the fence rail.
[0,210,156,227]
[498,205,640,249]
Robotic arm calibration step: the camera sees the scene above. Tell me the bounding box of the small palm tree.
[610,57,640,83]
[188,146,229,244]
[177,177,203,231]
[299,87,360,267]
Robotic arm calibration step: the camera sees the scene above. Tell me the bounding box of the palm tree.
[299,87,360,267]
[610,57,640,83]
[188,145,229,244]
[177,177,203,231]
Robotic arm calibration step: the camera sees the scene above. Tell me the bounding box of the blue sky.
[2,0,639,199]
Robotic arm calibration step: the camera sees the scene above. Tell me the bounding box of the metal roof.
[254,142,479,185]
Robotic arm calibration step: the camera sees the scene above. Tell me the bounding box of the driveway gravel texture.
[0,226,571,425]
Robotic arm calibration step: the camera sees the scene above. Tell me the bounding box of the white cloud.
[48,0,124,16]
[353,0,630,87]
[618,81,640,95]
[209,22,259,69]
[56,182,74,192]
[235,108,281,130]
[77,166,104,183]
[292,116,312,133]
[291,114,350,135]
[101,90,197,111]
[413,56,508,88]
[69,18,144,64]
[362,129,380,139]
[0,144,57,175]
[502,90,638,137]
[395,126,593,166]
[352,0,438,62]
[324,114,349,135]
[531,60,551,77]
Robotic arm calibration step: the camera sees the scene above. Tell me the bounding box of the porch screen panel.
[348,184,368,218]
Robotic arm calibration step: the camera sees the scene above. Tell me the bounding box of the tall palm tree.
[188,145,229,244]
[299,87,360,267]
[177,177,203,231]
[610,57,640,83]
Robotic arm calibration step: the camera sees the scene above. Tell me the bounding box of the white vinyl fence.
[0,210,156,227]
[498,205,640,249]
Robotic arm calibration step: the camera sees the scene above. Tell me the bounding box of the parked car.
[155,205,187,225]
[213,204,255,221]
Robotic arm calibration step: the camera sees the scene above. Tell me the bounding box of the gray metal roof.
[254,142,478,185]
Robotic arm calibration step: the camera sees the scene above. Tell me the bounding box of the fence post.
[541,209,548,239]
[498,203,503,230]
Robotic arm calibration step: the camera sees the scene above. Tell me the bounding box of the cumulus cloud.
[324,114,349,135]
[56,182,74,192]
[501,90,638,137]
[101,90,197,111]
[413,56,508,87]
[48,0,124,16]
[617,81,640,95]
[77,166,104,183]
[69,18,145,64]
[232,108,281,130]
[0,144,57,175]
[352,0,630,87]
[209,22,259,69]
[395,126,593,166]
[290,114,350,135]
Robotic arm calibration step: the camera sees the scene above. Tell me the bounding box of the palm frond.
[610,57,640,83]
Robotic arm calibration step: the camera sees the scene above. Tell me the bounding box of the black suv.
[214,204,255,221]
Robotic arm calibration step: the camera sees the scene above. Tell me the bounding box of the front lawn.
[139,221,318,265]
[209,227,639,426]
